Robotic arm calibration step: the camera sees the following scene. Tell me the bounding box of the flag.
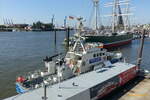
[69,16,74,20]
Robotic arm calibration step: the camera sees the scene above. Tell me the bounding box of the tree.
[32,21,54,31]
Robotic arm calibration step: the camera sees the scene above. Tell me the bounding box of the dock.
[119,78,150,100]
[101,76,150,100]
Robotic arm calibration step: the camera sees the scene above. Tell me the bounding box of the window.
[99,53,102,56]
[93,54,96,57]
[78,56,82,60]
[97,53,99,57]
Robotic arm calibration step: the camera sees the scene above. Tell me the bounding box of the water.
[0,31,74,99]
[0,31,149,99]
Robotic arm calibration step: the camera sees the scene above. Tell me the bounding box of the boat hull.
[7,63,138,100]
[85,34,133,48]
[16,83,28,94]
[103,39,132,48]
[90,66,138,100]
[15,66,138,99]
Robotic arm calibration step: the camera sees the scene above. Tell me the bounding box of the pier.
[119,78,150,100]
[100,76,150,100]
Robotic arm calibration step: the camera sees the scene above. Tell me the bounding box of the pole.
[51,15,54,26]
[54,29,57,46]
[112,0,117,33]
[42,84,48,100]
[66,27,70,51]
[64,16,67,29]
[95,2,98,30]
[137,29,145,68]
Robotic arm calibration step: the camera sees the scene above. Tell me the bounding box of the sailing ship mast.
[124,0,130,31]
[112,0,117,33]
[90,0,101,30]
[105,0,131,33]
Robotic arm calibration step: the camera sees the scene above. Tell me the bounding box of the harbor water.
[0,31,149,99]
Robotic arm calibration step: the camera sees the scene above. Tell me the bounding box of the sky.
[0,0,150,26]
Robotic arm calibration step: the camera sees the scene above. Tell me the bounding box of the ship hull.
[91,66,138,100]
[103,39,132,48]
[85,34,133,48]
[14,65,139,100]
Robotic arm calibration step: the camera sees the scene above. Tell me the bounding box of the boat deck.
[5,62,135,100]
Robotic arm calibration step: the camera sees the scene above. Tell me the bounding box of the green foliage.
[32,21,54,31]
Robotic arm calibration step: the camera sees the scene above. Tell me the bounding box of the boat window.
[78,56,82,60]
[97,54,99,57]
[99,53,102,56]
[102,53,105,56]
[74,54,82,60]
[93,54,96,57]
[98,53,101,56]
[66,53,75,59]
[66,53,82,60]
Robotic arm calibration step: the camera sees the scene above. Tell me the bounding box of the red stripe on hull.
[96,84,117,99]
[96,66,138,100]
[118,66,138,86]
[103,39,132,48]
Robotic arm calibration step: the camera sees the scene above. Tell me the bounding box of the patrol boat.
[15,35,122,94]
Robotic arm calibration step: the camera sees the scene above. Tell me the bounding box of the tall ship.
[65,0,133,49]
[5,21,144,100]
